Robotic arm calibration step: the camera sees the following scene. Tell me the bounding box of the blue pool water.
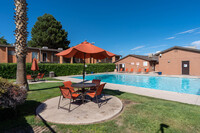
[73,74,200,95]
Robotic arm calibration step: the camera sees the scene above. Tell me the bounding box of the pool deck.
[54,72,200,106]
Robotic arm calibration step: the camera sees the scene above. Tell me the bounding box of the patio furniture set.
[58,79,107,112]
[26,73,45,82]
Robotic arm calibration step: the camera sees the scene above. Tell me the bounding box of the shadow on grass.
[156,123,170,133]
[103,88,124,96]
[30,86,59,91]
[0,100,56,133]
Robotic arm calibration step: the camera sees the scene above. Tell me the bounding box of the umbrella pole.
[83,53,86,82]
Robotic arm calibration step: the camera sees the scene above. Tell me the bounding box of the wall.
[0,47,7,63]
[158,49,200,76]
[115,56,153,72]
[0,46,60,63]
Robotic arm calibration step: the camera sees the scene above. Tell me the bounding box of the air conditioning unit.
[42,46,48,49]
[58,48,63,50]
[148,53,153,58]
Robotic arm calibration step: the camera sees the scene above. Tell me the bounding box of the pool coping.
[54,73,200,106]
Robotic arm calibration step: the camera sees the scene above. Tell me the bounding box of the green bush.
[0,63,115,79]
[0,77,27,109]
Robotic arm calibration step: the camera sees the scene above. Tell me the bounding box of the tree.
[28,14,70,49]
[0,36,9,45]
[14,0,29,91]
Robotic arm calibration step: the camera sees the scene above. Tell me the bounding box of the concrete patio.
[36,95,123,125]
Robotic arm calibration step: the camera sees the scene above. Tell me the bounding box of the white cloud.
[176,27,200,35]
[131,46,144,50]
[191,40,200,45]
[190,40,200,48]
[149,45,167,49]
[166,37,175,40]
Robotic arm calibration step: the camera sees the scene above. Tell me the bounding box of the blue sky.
[1,0,200,57]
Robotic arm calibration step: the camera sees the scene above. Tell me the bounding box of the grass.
[1,82,200,133]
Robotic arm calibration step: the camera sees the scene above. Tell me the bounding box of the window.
[43,53,47,62]
[131,62,134,65]
[32,52,38,60]
[8,51,15,55]
[136,62,139,66]
[143,61,148,66]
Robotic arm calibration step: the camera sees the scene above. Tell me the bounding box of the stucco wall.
[0,46,60,63]
[115,56,153,72]
[0,47,7,63]
[158,49,200,76]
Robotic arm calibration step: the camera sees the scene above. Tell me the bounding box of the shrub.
[0,63,116,78]
[0,77,27,109]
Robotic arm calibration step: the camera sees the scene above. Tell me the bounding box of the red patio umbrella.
[56,40,115,81]
[31,58,39,71]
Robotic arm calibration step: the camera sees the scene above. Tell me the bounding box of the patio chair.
[26,75,33,81]
[90,79,101,91]
[119,68,123,72]
[58,86,80,112]
[37,73,45,81]
[63,81,75,92]
[86,83,107,108]
[145,68,149,74]
[137,68,142,74]
[125,68,128,73]
[130,68,134,73]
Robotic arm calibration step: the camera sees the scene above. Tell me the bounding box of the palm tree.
[14,0,29,90]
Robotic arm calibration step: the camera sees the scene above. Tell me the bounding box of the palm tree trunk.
[14,0,29,90]
[16,55,29,90]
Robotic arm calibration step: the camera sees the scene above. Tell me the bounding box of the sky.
[1,0,200,57]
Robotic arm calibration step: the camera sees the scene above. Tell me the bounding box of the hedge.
[0,63,116,79]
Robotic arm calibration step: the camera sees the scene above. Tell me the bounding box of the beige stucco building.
[115,54,158,72]
[0,45,120,64]
[115,46,200,76]
[155,46,200,76]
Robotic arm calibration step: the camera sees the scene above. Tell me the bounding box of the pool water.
[73,74,200,95]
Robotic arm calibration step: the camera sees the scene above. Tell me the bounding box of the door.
[119,64,125,71]
[182,61,189,75]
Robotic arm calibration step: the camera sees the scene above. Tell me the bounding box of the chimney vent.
[42,46,48,49]
[148,53,153,58]
[58,48,63,50]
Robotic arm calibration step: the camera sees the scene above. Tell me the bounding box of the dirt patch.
[122,99,139,107]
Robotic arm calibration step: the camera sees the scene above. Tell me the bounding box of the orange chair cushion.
[72,93,81,99]
[87,92,96,98]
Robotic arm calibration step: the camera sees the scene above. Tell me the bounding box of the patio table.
[71,83,96,103]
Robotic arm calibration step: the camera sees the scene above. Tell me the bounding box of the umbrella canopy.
[31,58,39,71]
[56,40,115,81]
[56,40,115,59]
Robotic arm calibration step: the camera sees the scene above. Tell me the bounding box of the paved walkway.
[28,80,63,84]
[54,74,200,106]
[36,95,123,125]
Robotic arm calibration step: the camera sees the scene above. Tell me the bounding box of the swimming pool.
[73,74,200,95]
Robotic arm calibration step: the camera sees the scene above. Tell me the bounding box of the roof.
[0,44,62,52]
[115,54,122,57]
[154,46,200,55]
[114,54,158,63]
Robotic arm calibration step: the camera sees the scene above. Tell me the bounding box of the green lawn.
[0,82,200,133]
